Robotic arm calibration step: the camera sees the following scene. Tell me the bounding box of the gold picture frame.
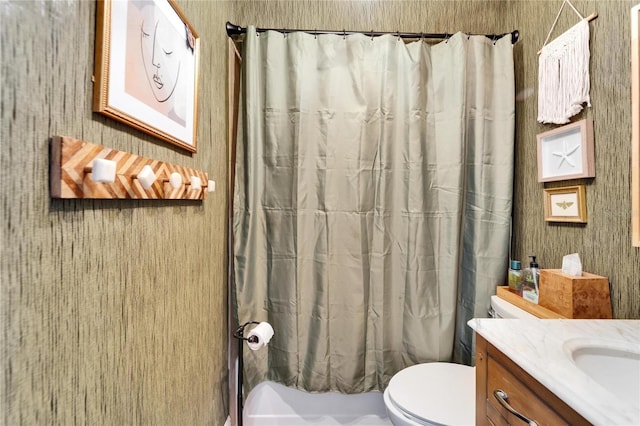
[536,119,595,183]
[93,0,200,152]
[543,185,587,223]
[631,4,640,246]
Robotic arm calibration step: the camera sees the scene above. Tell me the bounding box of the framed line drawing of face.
[93,0,200,152]
[536,119,595,183]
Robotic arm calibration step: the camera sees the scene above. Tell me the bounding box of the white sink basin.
[564,338,640,407]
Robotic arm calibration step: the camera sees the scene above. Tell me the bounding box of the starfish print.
[551,139,580,169]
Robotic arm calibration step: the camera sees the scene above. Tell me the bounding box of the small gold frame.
[544,185,587,223]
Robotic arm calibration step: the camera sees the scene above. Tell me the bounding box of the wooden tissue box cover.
[538,269,612,319]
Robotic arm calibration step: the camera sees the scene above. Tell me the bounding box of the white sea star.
[551,139,580,169]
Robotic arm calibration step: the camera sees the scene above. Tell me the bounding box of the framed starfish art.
[536,119,595,182]
[543,185,587,223]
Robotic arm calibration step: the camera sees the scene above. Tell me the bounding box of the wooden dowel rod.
[537,12,598,55]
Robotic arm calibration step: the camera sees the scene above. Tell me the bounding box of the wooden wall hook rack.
[50,136,209,200]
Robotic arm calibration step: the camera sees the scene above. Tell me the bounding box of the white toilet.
[383,295,537,425]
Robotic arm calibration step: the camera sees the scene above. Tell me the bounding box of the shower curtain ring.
[445,33,450,43]
[371,30,374,41]
[343,29,346,39]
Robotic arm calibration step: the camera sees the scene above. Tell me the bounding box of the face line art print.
[140,17,181,103]
[125,0,188,127]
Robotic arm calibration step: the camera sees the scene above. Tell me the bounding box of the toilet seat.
[386,362,475,426]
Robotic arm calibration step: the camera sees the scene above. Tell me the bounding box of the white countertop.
[468,318,640,426]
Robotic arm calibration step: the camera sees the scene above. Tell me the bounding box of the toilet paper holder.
[233,321,274,426]
[233,320,262,344]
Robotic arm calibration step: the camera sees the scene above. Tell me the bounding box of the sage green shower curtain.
[233,26,514,394]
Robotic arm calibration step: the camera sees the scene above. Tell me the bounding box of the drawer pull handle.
[493,389,539,426]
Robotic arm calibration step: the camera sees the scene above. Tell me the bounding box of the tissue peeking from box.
[562,253,582,277]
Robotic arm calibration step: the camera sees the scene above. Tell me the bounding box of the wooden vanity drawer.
[487,356,568,425]
[475,334,590,426]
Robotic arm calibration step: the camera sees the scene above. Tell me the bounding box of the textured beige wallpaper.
[509,0,640,319]
[3,0,639,425]
[1,0,234,424]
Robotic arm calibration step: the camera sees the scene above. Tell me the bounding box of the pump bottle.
[522,255,540,304]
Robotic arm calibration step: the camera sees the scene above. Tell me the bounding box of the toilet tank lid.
[490,295,538,319]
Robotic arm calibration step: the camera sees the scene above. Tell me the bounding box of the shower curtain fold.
[233,26,514,395]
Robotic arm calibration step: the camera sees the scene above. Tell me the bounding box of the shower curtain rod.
[226,22,519,44]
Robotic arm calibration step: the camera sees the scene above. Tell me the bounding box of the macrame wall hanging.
[537,0,598,124]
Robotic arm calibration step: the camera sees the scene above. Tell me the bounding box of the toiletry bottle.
[508,260,523,295]
[522,255,540,304]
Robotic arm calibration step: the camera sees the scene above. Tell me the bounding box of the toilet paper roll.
[246,321,274,351]
[91,158,116,183]
[137,165,156,190]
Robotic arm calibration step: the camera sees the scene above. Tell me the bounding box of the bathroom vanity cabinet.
[475,334,590,426]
